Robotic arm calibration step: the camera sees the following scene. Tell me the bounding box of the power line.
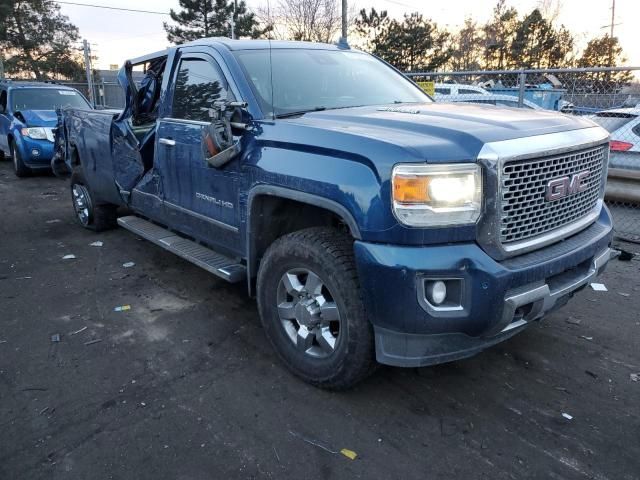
[56,1,170,16]
[56,1,259,18]
[379,0,419,9]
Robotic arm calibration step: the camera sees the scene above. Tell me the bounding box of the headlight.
[392,163,482,226]
[21,127,48,140]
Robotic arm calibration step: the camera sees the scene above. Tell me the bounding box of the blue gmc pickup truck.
[53,39,613,389]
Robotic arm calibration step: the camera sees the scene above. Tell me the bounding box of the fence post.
[100,79,105,107]
[517,71,526,108]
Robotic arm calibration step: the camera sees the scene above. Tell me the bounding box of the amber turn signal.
[393,175,430,204]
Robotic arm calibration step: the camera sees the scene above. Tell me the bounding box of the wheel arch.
[246,186,361,295]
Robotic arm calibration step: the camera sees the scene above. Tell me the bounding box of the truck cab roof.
[184,38,345,51]
[126,38,346,66]
[0,81,78,90]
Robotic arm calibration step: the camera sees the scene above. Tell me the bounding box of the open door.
[111,54,167,201]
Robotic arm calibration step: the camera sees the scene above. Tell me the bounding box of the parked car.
[589,107,640,171]
[53,40,613,389]
[0,81,92,176]
[433,83,488,99]
[442,93,541,109]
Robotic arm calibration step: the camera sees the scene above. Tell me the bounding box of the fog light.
[31,149,40,157]
[426,280,447,305]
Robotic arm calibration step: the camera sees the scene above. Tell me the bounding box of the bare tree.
[258,0,342,43]
[538,0,563,23]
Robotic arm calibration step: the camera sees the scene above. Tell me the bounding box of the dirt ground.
[1,161,639,480]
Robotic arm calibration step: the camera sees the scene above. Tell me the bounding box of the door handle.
[159,138,176,146]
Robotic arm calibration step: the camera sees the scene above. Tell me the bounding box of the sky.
[55,0,640,72]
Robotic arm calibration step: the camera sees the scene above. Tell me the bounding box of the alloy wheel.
[276,268,341,358]
[72,183,92,226]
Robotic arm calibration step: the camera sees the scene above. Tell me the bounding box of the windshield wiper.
[274,107,326,119]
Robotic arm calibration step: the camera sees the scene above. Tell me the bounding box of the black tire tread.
[70,169,118,232]
[11,140,31,177]
[257,227,376,390]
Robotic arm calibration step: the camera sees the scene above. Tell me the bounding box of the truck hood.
[282,102,598,163]
[15,110,58,127]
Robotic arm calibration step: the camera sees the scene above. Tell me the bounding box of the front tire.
[11,141,31,177]
[257,227,376,390]
[70,169,117,232]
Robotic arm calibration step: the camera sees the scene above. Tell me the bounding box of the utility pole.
[82,39,96,106]
[609,0,615,39]
[608,0,615,66]
[230,0,236,39]
[340,0,347,43]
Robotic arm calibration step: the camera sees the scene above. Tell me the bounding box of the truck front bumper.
[354,206,613,367]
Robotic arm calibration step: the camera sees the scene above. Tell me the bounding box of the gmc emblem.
[545,170,591,201]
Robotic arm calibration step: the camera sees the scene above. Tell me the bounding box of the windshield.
[234,48,430,117]
[592,113,637,133]
[11,88,91,111]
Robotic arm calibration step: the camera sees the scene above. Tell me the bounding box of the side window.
[172,58,231,122]
[459,88,480,94]
[632,122,640,138]
[0,90,7,113]
[434,87,449,95]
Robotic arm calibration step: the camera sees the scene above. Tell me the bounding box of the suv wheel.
[257,227,376,389]
[70,168,117,231]
[11,140,31,177]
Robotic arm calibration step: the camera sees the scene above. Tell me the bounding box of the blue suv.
[0,81,91,176]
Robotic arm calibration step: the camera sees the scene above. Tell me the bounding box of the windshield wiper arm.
[275,107,326,119]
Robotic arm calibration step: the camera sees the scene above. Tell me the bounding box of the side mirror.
[201,100,249,168]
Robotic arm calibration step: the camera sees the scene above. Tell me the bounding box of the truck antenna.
[267,0,275,120]
[267,0,276,120]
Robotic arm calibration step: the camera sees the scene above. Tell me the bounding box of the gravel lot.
[1,162,639,480]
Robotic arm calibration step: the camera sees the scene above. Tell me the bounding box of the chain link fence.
[407,67,640,243]
[57,80,126,110]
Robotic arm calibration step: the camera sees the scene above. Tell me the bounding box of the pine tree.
[164,0,262,44]
[577,35,633,88]
[355,11,451,72]
[482,0,519,70]
[354,8,390,52]
[510,9,555,69]
[450,18,482,71]
[0,0,84,80]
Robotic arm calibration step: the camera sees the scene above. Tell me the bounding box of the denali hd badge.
[545,170,590,201]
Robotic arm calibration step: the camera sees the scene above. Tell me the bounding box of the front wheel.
[257,227,376,389]
[11,141,31,177]
[70,169,117,232]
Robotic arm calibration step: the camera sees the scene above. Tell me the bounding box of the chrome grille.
[500,145,606,244]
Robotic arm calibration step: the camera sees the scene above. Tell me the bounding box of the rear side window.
[435,87,450,94]
[171,57,230,122]
[0,90,6,113]
[633,123,640,137]
[459,88,481,94]
[592,113,636,133]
